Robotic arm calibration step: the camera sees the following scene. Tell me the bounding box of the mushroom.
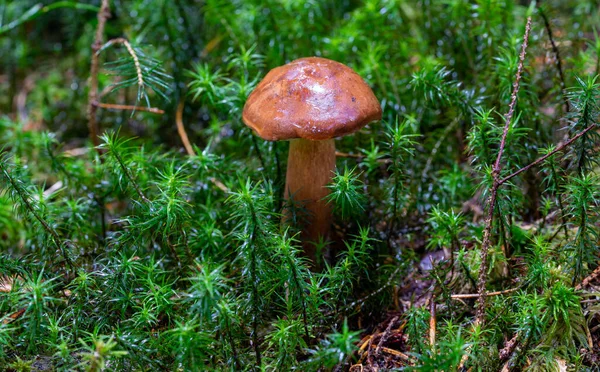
[242,57,381,262]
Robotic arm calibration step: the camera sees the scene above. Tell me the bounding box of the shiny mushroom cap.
[242,57,382,141]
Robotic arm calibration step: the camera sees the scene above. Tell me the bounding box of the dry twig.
[376,316,399,355]
[357,325,413,367]
[371,345,412,362]
[95,102,165,114]
[429,295,436,352]
[176,100,195,156]
[451,287,520,299]
[499,332,521,363]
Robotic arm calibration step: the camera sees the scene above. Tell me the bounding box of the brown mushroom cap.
[242,57,382,141]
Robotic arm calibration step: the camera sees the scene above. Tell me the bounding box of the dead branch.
[451,287,519,299]
[94,102,165,114]
[376,316,399,355]
[371,345,412,362]
[176,100,195,156]
[499,332,521,363]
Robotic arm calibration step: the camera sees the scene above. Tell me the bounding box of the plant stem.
[475,16,532,326]
[176,101,195,155]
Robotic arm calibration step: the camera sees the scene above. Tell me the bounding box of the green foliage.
[326,166,366,220]
[79,333,128,372]
[383,118,417,224]
[411,329,466,372]
[427,207,464,252]
[102,42,172,106]
[566,76,600,174]
[405,306,430,355]
[1,0,600,370]
[565,174,600,284]
[306,318,360,369]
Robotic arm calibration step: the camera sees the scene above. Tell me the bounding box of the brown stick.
[475,17,532,326]
[376,316,399,355]
[451,287,519,299]
[95,102,165,114]
[487,127,600,369]
[371,345,412,363]
[176,101,195,156]
[429,295,436,352]
[87,0,110,151]
[499,332,521,363]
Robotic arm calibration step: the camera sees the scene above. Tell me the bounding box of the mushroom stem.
[284,138,336,262]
